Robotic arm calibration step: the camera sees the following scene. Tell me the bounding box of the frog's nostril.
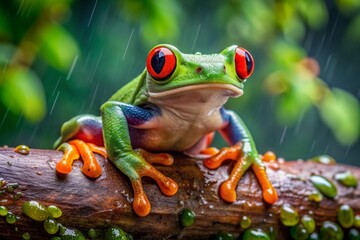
[195,67,203,74]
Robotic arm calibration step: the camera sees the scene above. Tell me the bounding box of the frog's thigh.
[54,114,103,148]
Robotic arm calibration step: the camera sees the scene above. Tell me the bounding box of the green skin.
[55,44,269,216]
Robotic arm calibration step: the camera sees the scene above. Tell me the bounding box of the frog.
[54,44,278,217]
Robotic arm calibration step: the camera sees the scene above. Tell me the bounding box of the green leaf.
[270,40,306,68]
[0,67,46,122]
[298,0,328,29]
[276,90,312,125]
[344,13,360,47]
[336,0,360,13]
[38,24,79,70]
[319,88,360,145]
[141,0,180,45]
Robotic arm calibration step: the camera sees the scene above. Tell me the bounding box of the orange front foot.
[56,140,107,178]
[115,150,178,217]
[204,143,278,204]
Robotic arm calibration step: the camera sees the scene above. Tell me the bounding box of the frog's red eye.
[235,47,254,80]
[146,46,176,80]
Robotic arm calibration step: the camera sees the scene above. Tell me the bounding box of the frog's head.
[145,44,254,100]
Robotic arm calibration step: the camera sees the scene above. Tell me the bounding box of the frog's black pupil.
[245,52,253,74]
[151,50,165,74]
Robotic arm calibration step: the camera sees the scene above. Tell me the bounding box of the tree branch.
[0,147,359,239]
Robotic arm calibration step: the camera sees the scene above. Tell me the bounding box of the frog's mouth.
[148,83,243,99]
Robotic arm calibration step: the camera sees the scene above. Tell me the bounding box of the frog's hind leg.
[135,149,174,166]
[55,115,106,178]
[56,140,106,178]
[200,132,220,156]
[56,142,80,175]
[186,132,220,158]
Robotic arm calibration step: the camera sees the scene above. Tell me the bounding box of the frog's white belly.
[129,87,237,152]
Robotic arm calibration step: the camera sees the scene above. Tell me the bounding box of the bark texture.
[0,147,359,239]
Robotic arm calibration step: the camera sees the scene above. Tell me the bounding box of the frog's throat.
[148,83,243,99]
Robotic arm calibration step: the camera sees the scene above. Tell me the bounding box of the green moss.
[15,145,30,155]
[0,205,8,216]
[44,218,59,234]
[22,232,31,240]
[13,191,23,200]
[47,205,62,218]
[268,226,277,240]
[335,171,358,187]
[22,200,49,221]
[58,225,85,240]
[310,175,337,198]
[6,212,17,224]
[242,228,270,240]
[87,228,99,239]
[289,224,309,240]
[0,178,6,188]
[354,215,360,227]
[310,155,336,165]
[240,215,251,229]
[301,215,315,234]
[348,228,360,240]
[104,226,131,240]
[308,232,319,240]
[280,204,299,227]
[308,191,323,202]
[337,204,354,228]
[319,221,343,240]
[179,208,196,227]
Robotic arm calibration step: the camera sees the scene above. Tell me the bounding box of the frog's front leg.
[100,101,178,216]
[204,109,278,204]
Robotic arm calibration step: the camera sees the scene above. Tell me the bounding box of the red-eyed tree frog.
[54,44,278,217]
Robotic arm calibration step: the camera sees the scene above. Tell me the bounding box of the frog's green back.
[109,69,148,105]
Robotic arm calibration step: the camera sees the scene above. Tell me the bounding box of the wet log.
[0,147,359,239]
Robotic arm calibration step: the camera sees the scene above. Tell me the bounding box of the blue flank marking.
[220,107,249,145]
[121,103,158,126]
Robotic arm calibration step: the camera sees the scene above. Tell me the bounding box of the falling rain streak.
[0,61,8,82]
[123,28,134,60]
[280,126,287,145]
[52,76,62,97]
[16,0,34,17]
[311,141,316,153]
[16,0,24,15]
[191,24,201,53]
[66,55,79,81]
[49,91,60,116]
[90,50,103,83]
[0,108,10,129]
[88,0,98,27]
[90,83,99,110]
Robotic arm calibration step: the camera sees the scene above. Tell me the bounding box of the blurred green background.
[0,0,359,165]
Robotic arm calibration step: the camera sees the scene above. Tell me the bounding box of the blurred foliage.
[0,0,78,122]
[216,0,359,145]
[119,0,180,46]
[0,0,359,164]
